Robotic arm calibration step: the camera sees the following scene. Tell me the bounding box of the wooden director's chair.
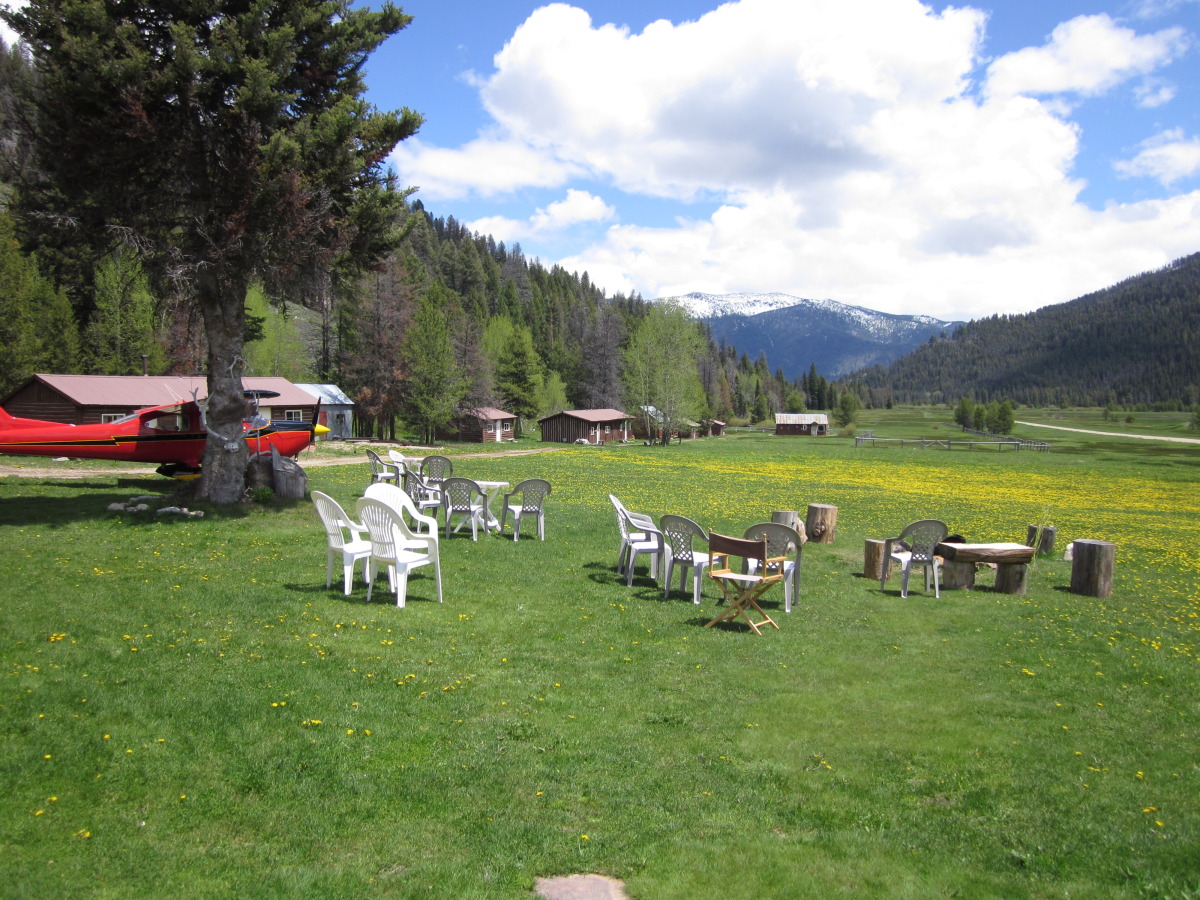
[704,532,785,635]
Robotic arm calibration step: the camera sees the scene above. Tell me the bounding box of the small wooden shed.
[294,383,355,440]
[538,409,632,444]
[709,419,726,436]
[436,406,517,443]
[1,374,319,426]
[775,413,829,436]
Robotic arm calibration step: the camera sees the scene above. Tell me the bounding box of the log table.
[935,542,1037,595]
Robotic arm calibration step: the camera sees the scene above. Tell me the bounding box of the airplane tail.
[0,406,58,430]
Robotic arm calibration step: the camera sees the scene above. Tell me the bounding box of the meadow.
[2,410,1198,898]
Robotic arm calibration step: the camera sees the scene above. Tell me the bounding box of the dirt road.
[1016,421,1200,445]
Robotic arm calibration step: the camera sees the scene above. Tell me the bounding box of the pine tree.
[401,289,468,444]
[4,0,421,501]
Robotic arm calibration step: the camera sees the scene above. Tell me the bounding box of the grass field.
[2,409,1198,898]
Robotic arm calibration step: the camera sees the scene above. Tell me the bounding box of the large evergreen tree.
[3,0,421,501]
[401,288,468,444]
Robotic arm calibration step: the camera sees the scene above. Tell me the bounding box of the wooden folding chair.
[705,532,784,634]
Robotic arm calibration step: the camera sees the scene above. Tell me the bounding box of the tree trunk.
[197,275,250,504]
[1070,540,1115,598]
[805,503,838,544]
[994,563,1029,595]
[1026,524,1057,556]
[864,539,889,580]
[941,560,976,589]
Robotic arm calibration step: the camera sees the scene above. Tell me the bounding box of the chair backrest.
[312,491,356,549]
[708,532,779,578]
[403,468,436,501]
[509,478,551,511]
[612,500,642,542]
[898,519,949,561]
[441,477,482,511]
[421,455,453,481]
[355,497,403,557]
[364,482,420,520]
[659,514,708,563]
[742,522,802,561]
[388,449,411,467]
[365,448,390,477]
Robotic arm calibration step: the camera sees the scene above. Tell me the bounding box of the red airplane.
[0,390,328,479]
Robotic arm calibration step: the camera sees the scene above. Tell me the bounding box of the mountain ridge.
[657,290,961,379]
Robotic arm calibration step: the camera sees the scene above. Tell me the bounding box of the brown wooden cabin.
[435,406,517,443]
[538,409,632,444]
[774,413,829,436]
[709,420,726,436]
[1,373,319,425]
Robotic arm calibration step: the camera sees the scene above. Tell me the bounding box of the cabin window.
[604,425,611,434]
[101,413,123,423]
[502,421,512,432]
[486,423,495,433]
[283,409,303,421]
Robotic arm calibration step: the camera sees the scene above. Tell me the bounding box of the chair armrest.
[626,510,655,529]
[411,511,439,534]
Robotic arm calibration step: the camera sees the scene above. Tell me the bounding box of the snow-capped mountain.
[657,291,961,379]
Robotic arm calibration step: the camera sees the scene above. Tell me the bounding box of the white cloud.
[1115,129,1200,185]
[984,14,1187,100]
[1134,77,1178,107]
[467,189,615,243]
[389,135,583,201]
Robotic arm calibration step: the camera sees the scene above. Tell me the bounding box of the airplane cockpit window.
[140,407,186,433]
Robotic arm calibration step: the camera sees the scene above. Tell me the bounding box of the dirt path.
[0,444,567,479]
[1016,421,1200,444]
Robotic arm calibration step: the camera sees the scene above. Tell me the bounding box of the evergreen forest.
[847,253,1200,410]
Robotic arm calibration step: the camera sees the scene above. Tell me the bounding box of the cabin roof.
[294,383,354,406]
[538,408,632,424]
[11,374,319,409]
[775,413,829,425]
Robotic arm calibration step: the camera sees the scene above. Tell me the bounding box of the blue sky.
[6,0,1200,321]
[367,0,1200,321]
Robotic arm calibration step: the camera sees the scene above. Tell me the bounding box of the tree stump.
[271,446,309,500]
[941,560,976,590]
[1026,524,1058,556]
[805,503,838,545]
[1070,540,1115,598]
[864,539,889,580]
[772,510,807,543]
[994,563,1029,595]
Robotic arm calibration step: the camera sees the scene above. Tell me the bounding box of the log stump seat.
[935,542,1037,595]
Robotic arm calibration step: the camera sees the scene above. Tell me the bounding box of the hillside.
[846,253,1200,407]
[659,291,961,379]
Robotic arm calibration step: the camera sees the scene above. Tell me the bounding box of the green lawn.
[2,422,1198,898]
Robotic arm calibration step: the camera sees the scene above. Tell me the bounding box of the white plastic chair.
[366,448,400,485]
[882,519,949,598]
[355,497,440,607]
[609,494,657,574]
[402,467,443,521]
[619,507,663,587]
[362,482,443,603]
[311,491,372,595]
[499,479,551,541]
[742,522,803,613]
[441,477,487,541]
[659,514,711,604]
